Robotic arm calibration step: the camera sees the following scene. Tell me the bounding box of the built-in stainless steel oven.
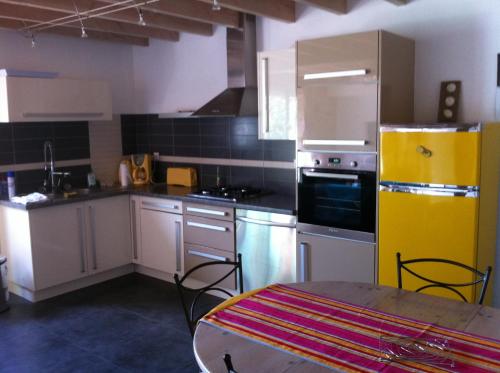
[297,151,376,243]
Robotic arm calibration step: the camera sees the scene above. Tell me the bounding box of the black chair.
[223,354,237,373]
[174,253,243,337]
[396,252,492,305]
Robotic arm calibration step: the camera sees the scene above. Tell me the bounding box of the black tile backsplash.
[14,165,92,195]
[121,115,295,163]
[153,161,295,196]
[0,121,90,165]
[122,114,296,196]
[0,121,91,194]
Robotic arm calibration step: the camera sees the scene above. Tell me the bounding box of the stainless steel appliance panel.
[236,209,296,291]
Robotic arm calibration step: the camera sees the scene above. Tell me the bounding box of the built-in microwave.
[297,152,376,243]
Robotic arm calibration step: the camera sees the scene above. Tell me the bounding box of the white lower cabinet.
[132,197,184,276]
[1,195,132,294]
[30,203,88,289]
[297,233,375,283]
[87,196,133,274]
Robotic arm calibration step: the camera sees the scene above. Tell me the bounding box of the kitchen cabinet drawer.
[140,197,182,214]
[184,203,234,222]
[184,215,235,253]
[297,31,379,88]
[184,244,236,290]
[380,130,480,186]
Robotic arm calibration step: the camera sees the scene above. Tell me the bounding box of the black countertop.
[0,184,296,215]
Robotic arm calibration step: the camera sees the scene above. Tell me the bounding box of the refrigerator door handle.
[379,183,479,198]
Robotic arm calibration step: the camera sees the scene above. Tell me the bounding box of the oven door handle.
[302,171,359,180]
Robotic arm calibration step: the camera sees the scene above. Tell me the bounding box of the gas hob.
[187,186,270,202]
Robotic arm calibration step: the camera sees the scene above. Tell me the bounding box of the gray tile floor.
[0,274,204,373]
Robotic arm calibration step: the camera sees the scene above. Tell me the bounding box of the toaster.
[167,167,198,187]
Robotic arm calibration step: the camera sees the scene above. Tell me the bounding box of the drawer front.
[184,203,234,222]
[140,197,182,214]
[184,244,236,290]
[380,131,480,186]
[184,216,235,253]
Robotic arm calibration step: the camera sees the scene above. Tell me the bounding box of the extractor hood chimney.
[193,15,257,117]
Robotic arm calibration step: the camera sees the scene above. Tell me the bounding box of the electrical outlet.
[153,152,160,161]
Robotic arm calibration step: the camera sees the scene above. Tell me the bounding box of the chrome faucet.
[43,141,55,192]
[43,141,70,193]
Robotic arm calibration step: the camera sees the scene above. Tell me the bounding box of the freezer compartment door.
[297,231,375,283]
[378,190,479,302]
[380,131,480,186]
[236,213,296,291]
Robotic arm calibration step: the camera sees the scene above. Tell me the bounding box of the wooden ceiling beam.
[197,0,296,23]
[0,17,149,46]
[0,3,179,41]
[0,0,213,36]
[295,0,347,15]
[383,0,408,5]
[101,0,242,29]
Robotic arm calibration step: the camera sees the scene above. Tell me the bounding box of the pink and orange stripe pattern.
[202,284,500,372]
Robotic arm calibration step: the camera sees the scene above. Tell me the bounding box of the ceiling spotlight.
[81,26,88,38]
[138,9,146,26]
[212,0,221,11]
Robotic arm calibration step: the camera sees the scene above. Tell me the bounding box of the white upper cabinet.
[0,77,112,122]
[257,49,297,140]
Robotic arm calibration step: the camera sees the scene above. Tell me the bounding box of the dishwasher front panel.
[236,210,296,291]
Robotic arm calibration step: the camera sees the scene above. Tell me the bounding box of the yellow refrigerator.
[378,123,500,304]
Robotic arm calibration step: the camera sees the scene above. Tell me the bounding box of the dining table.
[193,281,500,372]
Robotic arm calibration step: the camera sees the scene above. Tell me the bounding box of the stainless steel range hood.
[193,15,257,117]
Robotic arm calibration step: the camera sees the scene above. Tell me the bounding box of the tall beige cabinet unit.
[257,49,297,140]
[296,30,415,153]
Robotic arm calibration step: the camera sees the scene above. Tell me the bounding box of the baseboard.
[9,264,134,302]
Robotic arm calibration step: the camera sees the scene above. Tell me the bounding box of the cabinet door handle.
[88,205,97,270]
[187,250,228,262]
[141,201,179,211]
[131,199,138,260]
[22,112,104,118]
[299,242,309,282]
[77,207,86,273]
[186,207,227,216]
[302,139,367,146]
[175,220,182,272]
[303,69,368,81]
[186,221,228,232]
[260,57,270,133]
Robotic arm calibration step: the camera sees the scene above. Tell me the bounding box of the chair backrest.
[174,253,243,337]
[396,252,492,305]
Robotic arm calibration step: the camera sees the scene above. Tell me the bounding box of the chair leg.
[223,354,237,373]
[396,252,403,289]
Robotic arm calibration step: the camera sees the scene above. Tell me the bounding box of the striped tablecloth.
[201,284,500,372]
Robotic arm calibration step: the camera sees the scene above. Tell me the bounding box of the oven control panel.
[298,151,376,172]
